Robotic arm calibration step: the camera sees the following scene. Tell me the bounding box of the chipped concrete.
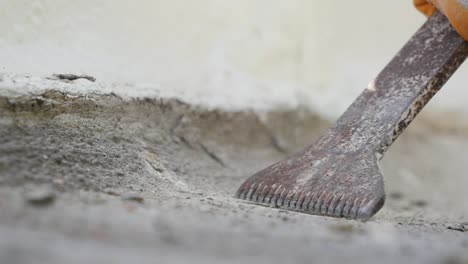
[0,75,468,264]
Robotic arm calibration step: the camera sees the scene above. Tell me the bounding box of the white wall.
[0,0,466,115]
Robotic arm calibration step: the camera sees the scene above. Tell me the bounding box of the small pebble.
[153,167,164,173]
[447,223,467,232]
[53,73,96,82]
[25,186,56,206]
[103,188,119,196]
[122,192,144,203]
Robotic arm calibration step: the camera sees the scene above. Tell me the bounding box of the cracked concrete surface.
[0,75,468,264]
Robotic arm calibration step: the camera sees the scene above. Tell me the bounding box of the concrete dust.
[0,76,468,264]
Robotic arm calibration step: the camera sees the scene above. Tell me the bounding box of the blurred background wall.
[0,0,466,116]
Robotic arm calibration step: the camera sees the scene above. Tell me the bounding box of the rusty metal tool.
[235,12,468,220]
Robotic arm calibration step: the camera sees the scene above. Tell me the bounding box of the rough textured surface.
[1,76,468,264]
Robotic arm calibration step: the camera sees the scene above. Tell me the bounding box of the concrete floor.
[0,75,467,264]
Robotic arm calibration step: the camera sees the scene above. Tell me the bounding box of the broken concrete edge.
[0,88,329,155]
[0,72,319,114]
[0,73,466,150]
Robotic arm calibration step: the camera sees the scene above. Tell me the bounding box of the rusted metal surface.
[236,12,468,220]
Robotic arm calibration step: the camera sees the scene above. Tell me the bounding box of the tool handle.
[325,11,468,158]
